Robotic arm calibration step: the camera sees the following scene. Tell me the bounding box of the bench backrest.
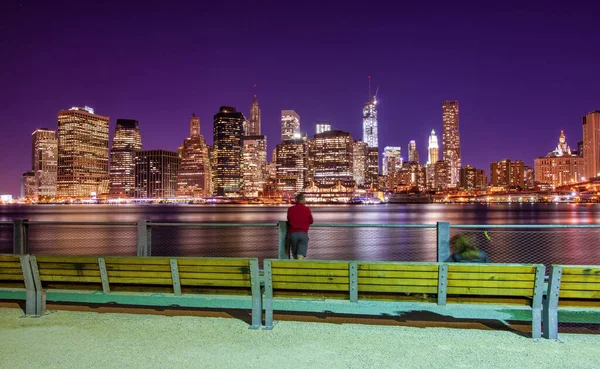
[31,255,258,295]
[266,260,350,295]
[0,254,31,290]
[550,265,600,305]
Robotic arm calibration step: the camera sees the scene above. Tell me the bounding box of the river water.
[1,204,599,267]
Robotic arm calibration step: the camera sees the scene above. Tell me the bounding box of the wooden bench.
[29,255,262,328]
[0,254,37,315]
[543,264,600,339]
[263,259,545,338]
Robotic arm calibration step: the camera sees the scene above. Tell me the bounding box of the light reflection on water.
[0,204,599,265]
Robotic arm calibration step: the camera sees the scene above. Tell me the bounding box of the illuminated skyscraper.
[281,110,300,142]
[109,119,142,197]
[383,146,402,190]
[242,135,267,197]
[362,77,378,148]
[315,121,332,135]
[366,148,379,188]
[213,106,245,196]
[434,160,450,190]
[583,111,600,179]
[134,150,180,198]
[276,139,307,193]
[31,128,57,200]
[534,131,584,187]
[460,165,486,190]
[490,159,525,188]
[442,101,461,186]
[249,94,261,135]
[427,130,439,165]
[177,114,211,197]
[314,130,354,186]
[408,140,419,163]
[21,171,36,200]
[352,141,368,186]
[57,106,110,198]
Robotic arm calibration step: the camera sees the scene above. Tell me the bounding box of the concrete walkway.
[0,307,599,369]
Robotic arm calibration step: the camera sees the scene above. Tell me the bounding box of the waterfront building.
[109,119,142,198]
[177,114,211,198]
[524,165,535,189]
[31,128,58,200]
[434,160,450,190]
[408,140,419,163]
[134,150,180,198]
[383,146,402,190]
[275,139,307,194]
[426,130,440,189]
[57,106,110,199]
[314,130,354,186]
[460,165,486,190]
[352,140,368,186]
[366,148,379,188]
[21,171,36,200]
[242,135,267,197]
[583,111,600,179]
[534,130,585,187]
[442,101,461,187]
[281,110,300,142]
[490,159,525,188]
[306,138,316,184]
[315,121,332,135]
[213,106,245,196]
[248,95,261,135]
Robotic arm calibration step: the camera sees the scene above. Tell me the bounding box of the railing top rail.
[450,224,600,229]
[149,222,276,227]
[0,221,13,224]
[25,221,137,226]
[311,223,436,228]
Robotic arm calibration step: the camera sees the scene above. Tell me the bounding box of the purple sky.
[1,1,599,196]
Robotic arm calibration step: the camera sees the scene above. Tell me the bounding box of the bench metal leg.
[531,265,545,339]
[263,260,274,330]
[249,260,262,329]
[543,266,562,339]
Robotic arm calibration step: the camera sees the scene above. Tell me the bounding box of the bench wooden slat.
[358,264,438,272]
[559,282,600,291]
[107,271,172,278]
[561,274,600,283]
[39,269,101,277]
[559,290,600,299]
[105,264,171,272]
[448,280,534,289]
[448,272,535,282]
[179,279,251,287]
[0,255,21,262]
[272,275,349,284]
[271,261,349,270]
[447,287,534,297]
[177,266,250,274]
[0,268,24,275]
[358,271,438,279]
[176,259,251,267]
[0,262,24,269]
[358,277,437,287]
[359,285,438,294]
[0,274,25,281]
[448,265,537,274]
[35,256,99,263]
[273,268,349,277]
[103,258,170,265]
[272,282,349,291]
[108,277,173,285]
[179,272,250,280]
[37,263,99,270]
[560,267,600,276]
[40,275,102,283]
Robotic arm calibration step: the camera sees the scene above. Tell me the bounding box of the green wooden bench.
[543,264,600,339]
[29,255,262,328]
[263,259,545,338]
[0,254,37,315]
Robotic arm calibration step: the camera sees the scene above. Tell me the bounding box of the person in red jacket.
[286,193,314,259]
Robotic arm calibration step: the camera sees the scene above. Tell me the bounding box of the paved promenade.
[0,307,599,369]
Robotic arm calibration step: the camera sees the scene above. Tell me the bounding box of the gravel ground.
[0,308,599,369]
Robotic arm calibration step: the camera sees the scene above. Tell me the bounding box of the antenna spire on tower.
[368,76,372,100]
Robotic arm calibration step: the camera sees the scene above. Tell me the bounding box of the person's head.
[295,193,306,204]
[451,235,481,259]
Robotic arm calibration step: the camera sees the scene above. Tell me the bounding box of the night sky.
[1,1,599,196]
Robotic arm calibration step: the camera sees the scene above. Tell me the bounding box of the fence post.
[277,221,289,259]
[13,219,28,255]
[437,222,450,262]
[137,220,150,256]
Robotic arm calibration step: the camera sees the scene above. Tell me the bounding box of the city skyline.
[1,2,600,196]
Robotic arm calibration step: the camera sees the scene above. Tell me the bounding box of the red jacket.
[287,203,313,234]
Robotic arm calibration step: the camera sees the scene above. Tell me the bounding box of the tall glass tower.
[442,100,461,186]
[109,119,142,197]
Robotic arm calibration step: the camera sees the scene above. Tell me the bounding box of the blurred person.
[448,235,488,263]
[286,193,313,259]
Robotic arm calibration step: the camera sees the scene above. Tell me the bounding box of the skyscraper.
[534,131,585,187]
[276,139,307,193]
[242,135,267,197]
[490,159,525,188]
[366,148,379,188]
[57,106,110,198]
[583,111,600,180]
[383,146,402,190]
[249,95,261,135]
[460,165,486,190]
[352,141,368,186]
[281,110,300,142]
[109,119,142,197]
[427,130,439,165]
[134,150,180,198]
[408,140,419,163]
[315,121,332,135]
[442,101,461,187]
[314,130,354,186]
[177,114,211,197]
[31,128,57,200]
[213,106,245,196]
[362,78,378,148]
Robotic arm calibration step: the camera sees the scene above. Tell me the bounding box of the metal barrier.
[3,220,600,270]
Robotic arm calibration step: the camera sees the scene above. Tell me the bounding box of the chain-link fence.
[149,224,279,259]
[306,225,437,261]
[26,222,137,256]
[0,222,13,254]
[450,226,600,270]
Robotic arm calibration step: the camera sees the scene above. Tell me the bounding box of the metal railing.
[5,219,600,269]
